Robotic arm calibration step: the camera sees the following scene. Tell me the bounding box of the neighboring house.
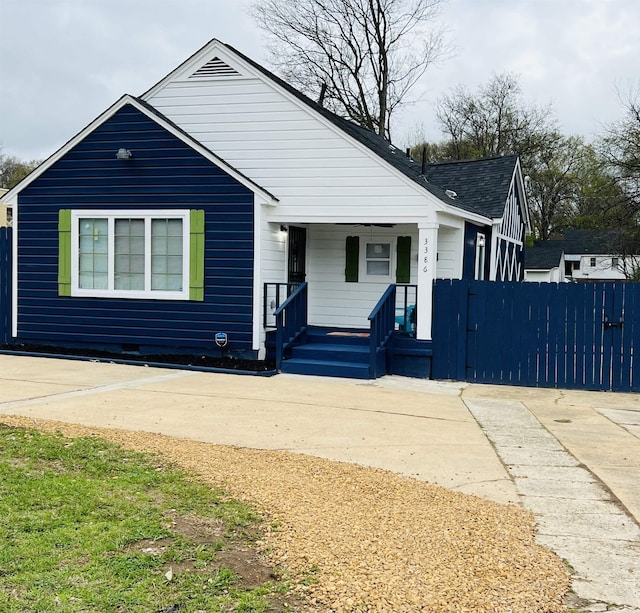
[0,189,12,226]
[525,229,640,283]
[2,39,530,378]
[523,241,565,282]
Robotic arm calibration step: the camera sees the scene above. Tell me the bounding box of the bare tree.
[433,73,558,166]
[250,0,448,138]
[599,87,640,279]
[600,87,640,216]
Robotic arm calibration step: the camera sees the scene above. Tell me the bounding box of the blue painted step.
[305,327,370,346]
[290,343,369,364]
[279,327,377,379]
[280,357,370,379]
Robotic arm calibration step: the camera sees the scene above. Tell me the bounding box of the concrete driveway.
[1,354,638,612]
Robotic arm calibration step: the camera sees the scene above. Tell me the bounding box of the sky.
[1,0,638,162]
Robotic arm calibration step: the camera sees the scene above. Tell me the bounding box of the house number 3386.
[422,237,429,272]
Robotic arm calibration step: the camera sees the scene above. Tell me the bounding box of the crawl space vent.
[189,57,241,79]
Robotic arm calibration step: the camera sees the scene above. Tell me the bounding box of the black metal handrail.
[263,282,302,328]
[395,284,417,335]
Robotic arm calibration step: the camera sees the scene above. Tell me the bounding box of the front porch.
[264,283,433,380]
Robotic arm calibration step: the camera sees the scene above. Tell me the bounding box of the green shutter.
[396,236,411,283]
[345,236,359,282]
[189,209,205,301]
[58,209,72,296]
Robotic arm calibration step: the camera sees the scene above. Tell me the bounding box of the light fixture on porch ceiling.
[115,148,133,160]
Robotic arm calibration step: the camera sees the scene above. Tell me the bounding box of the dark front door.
[287,226,307,283]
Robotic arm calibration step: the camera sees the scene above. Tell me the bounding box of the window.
[345,236,411,283]
[475,233,486,280]
[590,257,596,267]
[612,257,619,268]
[59,209,204,301]
[565,261,579,276]
[365,242,391,277]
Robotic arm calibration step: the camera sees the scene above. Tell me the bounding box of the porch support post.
[416,222,439,341]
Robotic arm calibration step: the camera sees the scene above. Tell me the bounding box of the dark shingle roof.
[422,155,519,219]
[524,229,640,270]
[524,241,564,269]
[221,42,519,220]
[561,229,631,255]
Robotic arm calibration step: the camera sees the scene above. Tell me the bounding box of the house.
[0,189,12,226]
[524,229,640,283]
[1,39,530,379]
[523,241,565,282]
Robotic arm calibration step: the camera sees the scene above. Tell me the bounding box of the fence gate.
[0,226,12,345]
[432,279,640,392]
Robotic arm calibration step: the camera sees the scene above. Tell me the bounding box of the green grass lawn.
[0,424,291,612]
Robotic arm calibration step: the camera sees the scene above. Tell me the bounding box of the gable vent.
[189,57,240,79]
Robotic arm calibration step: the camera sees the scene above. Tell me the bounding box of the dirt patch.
[0,414,570,612]
[161,512,277,588]
[166,513,226,544]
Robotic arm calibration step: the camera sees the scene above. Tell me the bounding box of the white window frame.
[360,238,395,283]
[70,209,190,300]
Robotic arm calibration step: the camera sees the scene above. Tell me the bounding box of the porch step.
[290,343,368,363]
[305,327,370,346]
[279,327,374,379]
[280,357,370,379]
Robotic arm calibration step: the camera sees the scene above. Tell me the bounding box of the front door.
[287,226,307,283]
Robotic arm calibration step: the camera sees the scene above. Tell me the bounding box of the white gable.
[143,40,466,225]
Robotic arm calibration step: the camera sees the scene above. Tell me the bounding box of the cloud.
[1,0,638,158]
[398,0,640,144]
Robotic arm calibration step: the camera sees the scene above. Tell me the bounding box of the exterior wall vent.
[189,57,241,79]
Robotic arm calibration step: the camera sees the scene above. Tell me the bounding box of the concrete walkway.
[1,354,639,612]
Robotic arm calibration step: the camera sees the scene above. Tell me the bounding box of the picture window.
[70,209,190,300]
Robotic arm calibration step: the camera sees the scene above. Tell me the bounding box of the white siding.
[145,64,436,221]
[261,221,287,284]
[257,219,288,345]
[305,225,420,328]
[524,270,562,283]
[573,255,629,281]
[435,226,462,279]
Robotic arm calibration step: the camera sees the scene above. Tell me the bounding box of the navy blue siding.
[16,104,257,355]
[462,222,491,280]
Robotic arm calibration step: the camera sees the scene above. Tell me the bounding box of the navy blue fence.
[0,226,12,345]
[432,279,640,392]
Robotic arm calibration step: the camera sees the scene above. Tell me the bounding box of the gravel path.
[1,414,569,612]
